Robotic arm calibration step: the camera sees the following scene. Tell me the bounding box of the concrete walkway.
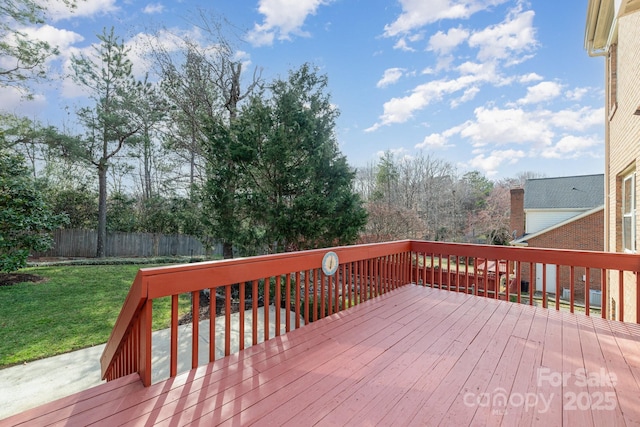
[0,306,302,420]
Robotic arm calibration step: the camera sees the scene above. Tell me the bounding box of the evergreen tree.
[69,28,151,257]
[202,63,367,254]
[0,151,67,272]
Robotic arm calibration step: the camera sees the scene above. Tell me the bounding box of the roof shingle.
[523,174,604,209]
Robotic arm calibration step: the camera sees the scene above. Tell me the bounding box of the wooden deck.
[4,284,640,426]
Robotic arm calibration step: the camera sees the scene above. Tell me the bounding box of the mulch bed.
[0,273,48,287]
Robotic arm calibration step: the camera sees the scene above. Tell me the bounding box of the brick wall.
[510,188,525,239]
[525,210,604,300]
[526,210,604,252]
[606,11,640,321]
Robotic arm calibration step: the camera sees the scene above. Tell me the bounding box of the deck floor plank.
[501,307,548,426]
[300,291,471,426]
[533,308,566,424]
[4,285,640,427]
[407,300,521,425]
[236,287,457,426]
[592,316,640,425]
[376,291,504,426]
[446,304,529,426]
[561,311,595,427]
[575,315,627,426]
[106,287,410,426]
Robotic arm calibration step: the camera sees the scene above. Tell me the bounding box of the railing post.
[138,299,152,387]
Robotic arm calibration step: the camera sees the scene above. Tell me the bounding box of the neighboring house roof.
[511,206,604,246]
[524,174,604,210]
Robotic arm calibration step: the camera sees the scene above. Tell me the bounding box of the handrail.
[410,241,640,323]
[101,239,640,386]
[100,240,413,385]
[411,241,640,271]
[99,272,146,381]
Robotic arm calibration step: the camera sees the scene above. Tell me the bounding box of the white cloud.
[46,0,119,21]
[393,38,416,52]
[143,3,165,14]
[0,86,47,114]
[376,147,408,158]
[468,149,525,175]
[447,106,604,148]
[468,9,537,63]
[247,0,332,47]
[450,86,479,108]
[384,0,509,37]
[541,135,601,159]
[13,24,84,54]
[415,132,454,149]
[0,24,83,90]
[549,106,603,131]
[565,87,589,101]
[459,106,554,147]
[377,68,405,88]
[519,72,543,83]
[428,26,469,55]
[59,27,210,98]
[517,81,563,105]
[367,62,504,131]
[416,104,603,173]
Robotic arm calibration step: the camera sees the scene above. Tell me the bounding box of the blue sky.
[4,0,606,180]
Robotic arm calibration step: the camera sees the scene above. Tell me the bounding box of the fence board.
[33,229,221,258]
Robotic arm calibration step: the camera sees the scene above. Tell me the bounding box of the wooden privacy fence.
[33,228,221,258]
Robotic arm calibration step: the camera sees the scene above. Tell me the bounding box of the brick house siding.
[519,210,603,304]
[601,11,640,321]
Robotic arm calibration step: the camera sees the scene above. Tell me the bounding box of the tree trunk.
[96,162,108,258]
[222,241,233,259]
[143,131,152,199]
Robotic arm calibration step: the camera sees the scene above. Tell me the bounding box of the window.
[622,172,636,252]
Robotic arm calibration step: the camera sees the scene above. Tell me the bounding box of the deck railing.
[410,241,640,322]
[100,240,412,386]
[101,240,640,387]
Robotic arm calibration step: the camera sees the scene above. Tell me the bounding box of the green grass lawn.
[0,264,190,368]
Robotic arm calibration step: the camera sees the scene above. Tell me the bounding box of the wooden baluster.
[170,294,178,377]
[225,284,231,356]
[295,272,301,328]
[240,281,245,350]
[285,273,291,332]
[275,276,281,336]
[191,290,199,369]
[601,269,607,320]
[264,278,270,341]
[304,271,310,325]
[210,287,216,362]
[252,280,258,345]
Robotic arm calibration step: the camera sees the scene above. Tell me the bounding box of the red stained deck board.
[232,288,458,425]
[406,301,521,425]
[498,307,547,425]
[593,316,640,425]
[276,293,476,425]
[4,285,640,427]
[374,295,507,426]
[575,315,627,426]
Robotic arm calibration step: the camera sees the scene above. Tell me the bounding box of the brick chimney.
[510,188,525,239]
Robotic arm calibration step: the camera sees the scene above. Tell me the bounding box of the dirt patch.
[0,273,48,287]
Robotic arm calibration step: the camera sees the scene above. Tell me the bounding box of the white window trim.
[622,172,636,253]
